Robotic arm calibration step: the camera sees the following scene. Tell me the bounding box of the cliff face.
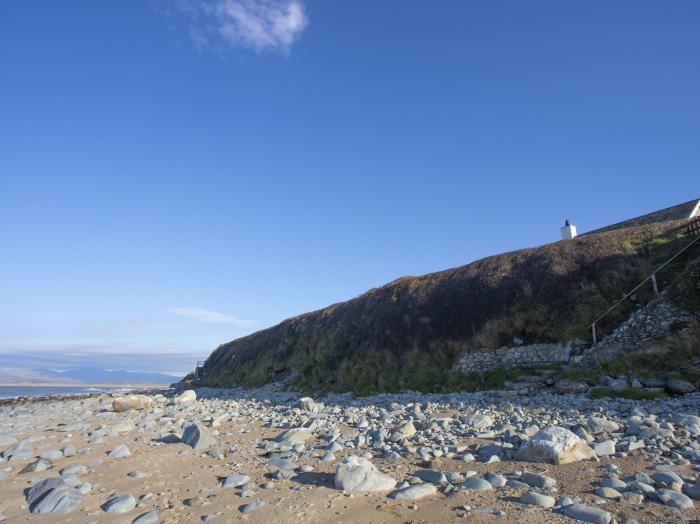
[203,221,690,394]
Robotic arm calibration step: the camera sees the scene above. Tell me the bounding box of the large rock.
[657,489,694,509]
[132,510,160,524]
[2,441,33,461]
[108,444,132,458]
[272,428,312,448]
[462,478,493,491]
[173,390,197,404]
[521,491,555,508]
[334,455,396,492]
[239,500,265,513]
[606,377,628,393]
[683,481,700,500]
[460,413,493,430]
[513,426,596,465]
[672,413,700,435]
[521,471,556,488]
[667,379,697,395]
[414,469,446,484]
[102,494,137,513]
[389,483,437,500]
[296,397,324,413]
[554,379,588,394]
[20,458,52,474]
[561,503,611,524]
[222,473,250,488]
[112,395,154,412]
[390,420,416,441]
[592,440,616,457]
[586,416,620,434]
[26,478,84,513]
[181,423,215,450]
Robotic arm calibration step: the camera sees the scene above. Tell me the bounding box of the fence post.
[650,273,659,295]
[591,322,597,345]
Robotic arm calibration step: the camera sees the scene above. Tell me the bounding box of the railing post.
[650,272,659,295]
[591,322,597,345]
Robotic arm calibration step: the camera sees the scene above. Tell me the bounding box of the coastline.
[0,384,171,405]
[0,381,172,387]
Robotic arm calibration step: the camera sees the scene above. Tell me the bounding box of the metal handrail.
[589,231,700,344]
[193,360,206,383]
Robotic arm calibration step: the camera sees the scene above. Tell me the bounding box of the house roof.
[583,198,700,236]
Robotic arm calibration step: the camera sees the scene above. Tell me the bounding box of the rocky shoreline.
[0,385,698,523]
[0,387,166,407]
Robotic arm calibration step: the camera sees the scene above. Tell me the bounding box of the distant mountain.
[0,368,75,384]
[59,367,178,384]
[0,367,178,384]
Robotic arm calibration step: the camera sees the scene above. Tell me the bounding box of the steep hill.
[202,219,697,394]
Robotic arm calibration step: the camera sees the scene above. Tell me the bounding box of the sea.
[0,385,138,400]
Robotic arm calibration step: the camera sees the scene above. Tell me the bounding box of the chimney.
[561,219,577,240]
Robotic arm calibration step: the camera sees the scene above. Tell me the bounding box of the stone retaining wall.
[456,343,572,374]
[456,294,695,374]
[580,294,695,364]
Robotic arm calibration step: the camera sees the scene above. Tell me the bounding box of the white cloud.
[167,307,257,326]
[176,0,308,54]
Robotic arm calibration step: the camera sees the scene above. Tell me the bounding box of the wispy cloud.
[175,0,308,54]
[167,307,256,326]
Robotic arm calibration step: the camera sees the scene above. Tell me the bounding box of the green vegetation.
[559,323,700,388]
[589,387,666,401]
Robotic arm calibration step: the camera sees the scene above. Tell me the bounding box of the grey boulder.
[20,458,52,474]
[561,503,611,524]
[521,491,555,508]
[181,423,215,450]
[3,441,33,461]
[461,478,492,491]
[667,379,696,394]
[389,483,437,500]
[222,473,250,488]
[133,510,160,523]
[102,494,137,513]
[239,500,264,513]
[414,469,446,484]
[657,489,694,510]
[108,444,131,458]
[26,478,84,513]
[521,471,556,488]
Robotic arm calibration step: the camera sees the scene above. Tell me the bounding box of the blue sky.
[1,1,698,376]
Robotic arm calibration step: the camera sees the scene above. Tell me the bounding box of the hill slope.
[202,220,696,394]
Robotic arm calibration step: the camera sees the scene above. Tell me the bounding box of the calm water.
[0,385,134,400]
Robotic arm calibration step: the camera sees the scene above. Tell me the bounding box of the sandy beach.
[0,387,698,523]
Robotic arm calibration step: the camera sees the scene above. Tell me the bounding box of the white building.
[561,219,577,240]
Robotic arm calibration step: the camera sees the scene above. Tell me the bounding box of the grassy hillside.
[202,220,697,394]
